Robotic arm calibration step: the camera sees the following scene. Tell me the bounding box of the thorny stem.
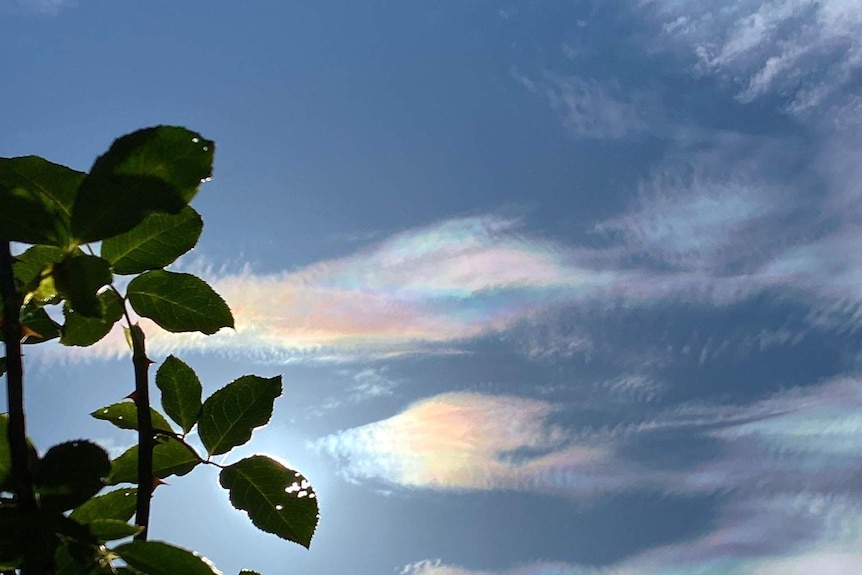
[125,312,154,541]
[108,284,156,540]
[0,242,43,574]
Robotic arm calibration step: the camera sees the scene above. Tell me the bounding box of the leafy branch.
[0,126,319,574]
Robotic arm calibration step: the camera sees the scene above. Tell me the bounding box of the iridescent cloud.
[64,215,624,362]
[42,179,862,364]
[316,377,862,497]
[315,392,609,491]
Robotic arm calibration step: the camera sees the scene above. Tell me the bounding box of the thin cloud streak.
[403,494,862,575]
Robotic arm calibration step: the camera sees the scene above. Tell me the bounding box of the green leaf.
[20,302,62,344]
[113,541,220,575]
[0,508,95,571]
[198,375,281,456]
[220,455,319,548]
[127,270,233,334]
[0,156,84,245]
[91,402,174,434]
[55,541,116,575]
[71,127,214,243]
[34,440,111,511]
[70,488,137,524]
[156,355,203,434]
[107,438,199,485]
[101,207,203,275]
[86,519,143,542]
[61,289,124,347]
[13,245,65,295]
[53,254,113,318]
[54,542,89,575]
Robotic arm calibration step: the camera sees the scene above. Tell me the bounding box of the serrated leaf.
[91,402,174,434]
[53,254,113,318]
[61,289,124,347]
[199,375,281,456]
[86,519,143,541]
[127,270,233,334]
[19,302,62,344]
[0,156,84,245]
[220,455,319,548]
[71,488,137,524]
[156,355,202,434]
[102,207,203,275]
[71,127,213,243]
[34,440,111,511]
[114,541,220,575]
[107,438,199,485]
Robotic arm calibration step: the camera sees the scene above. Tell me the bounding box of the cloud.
[402,494,862,575]
[402,560,600,575]
[644,0,862,125]
[517,72,649,139]
[595,167,776,271]
[32,127,862,365]
[314,392,611,492]
[48,215,626,363]
[316,375,862,500]
[36,190,862,364]
[5,0,75,14]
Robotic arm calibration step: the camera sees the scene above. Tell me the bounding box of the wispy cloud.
[516,72,649,139]
[643,0,862,125]
[403,493,862,575]
[6,0,75,14]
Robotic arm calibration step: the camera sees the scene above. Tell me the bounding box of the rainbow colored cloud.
[316,392,609,491]
[315,377,862,498]
[41,198,862,364]
[64,215,621,362]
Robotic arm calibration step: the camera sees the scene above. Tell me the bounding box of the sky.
[3,0,862,574]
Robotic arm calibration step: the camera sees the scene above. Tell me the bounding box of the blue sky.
[4,0,862,573]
